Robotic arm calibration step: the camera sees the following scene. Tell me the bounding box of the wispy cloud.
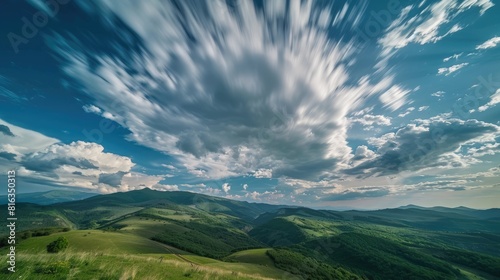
[478,89,500,112]
[476,36,500,50]
[379,0,493,56]
[438,63,469,76]
[443,52,463,62]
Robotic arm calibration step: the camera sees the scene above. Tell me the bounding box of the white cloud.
[438,63,469,76]
[0,119,58,161]
[467,142,500,157]
[443,52,463,62]
[476,36,500,50]
[398,107,415,117]
[431,91,445,98]
[161,164,176,170]
[242,184,248,190]
[351,106,374,117]
[379,0,493,55]
[244,190,284,202]
[49,1,405,181]
[0,120,175,194]
[253,168,273,179]
[478,89,500,111]
[222,183,231,194]
[418,106,429,111]
[351,114,391,127]
[352,145,376,162]
[19,141,140,192]
[23,141,134,174]
[82,104,102,114]
[380,85,411,111]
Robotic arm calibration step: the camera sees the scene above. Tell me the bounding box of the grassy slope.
[1,230,286,279]
[225,249,275,266]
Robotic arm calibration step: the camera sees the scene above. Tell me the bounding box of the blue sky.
[0,0,499,209]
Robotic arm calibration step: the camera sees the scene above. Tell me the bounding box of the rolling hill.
[2,188,500,279]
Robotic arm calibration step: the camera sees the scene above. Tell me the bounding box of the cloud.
[418,106,429,111]
[467,142,500,157]
[352,145,376,162]
[244,190,285,202]
[401,180,471,192]
[476,36,500,50]
[22,141,134,174]
[0,76,27,103]
[398,107,415,117]
[321,189,390,201]
[0,119,59,159]
[150,184,179,191]
[222,183,231,194]
[49,1,405,181]
[478,89,500,112]
[253,168,273,179]
[0,151,17,161]
[431,91,445,98]
[443,52,463,62]
[379,86,412,111]
[351,114,391,127]
[379,0,493,55]
[0,120,177,194]
[352,106,374,117]
[0,124,15,137]
[243,184,248,190]
[82,104,102,114]
[438,63,468,76]
[98,171,127,187]
[346,116,499,176]
[17,140,175,193]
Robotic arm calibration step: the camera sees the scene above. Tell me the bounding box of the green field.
[0,230,286,280]
[225,249,275,267]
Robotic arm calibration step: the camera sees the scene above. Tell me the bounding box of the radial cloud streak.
[50,0,405,180]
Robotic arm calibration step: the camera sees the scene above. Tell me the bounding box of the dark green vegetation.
[2,189,500,279]
[46,236,69,253]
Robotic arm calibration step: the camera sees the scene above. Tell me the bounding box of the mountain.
[1,189,500,280]
[0,190,97,205]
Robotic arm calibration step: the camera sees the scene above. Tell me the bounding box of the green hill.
[2,189,500,279]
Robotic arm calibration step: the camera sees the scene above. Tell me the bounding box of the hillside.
[2,189,500,279]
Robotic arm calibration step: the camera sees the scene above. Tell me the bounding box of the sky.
[0,0,499,209]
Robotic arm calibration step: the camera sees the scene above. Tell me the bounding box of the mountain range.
[1,188,499,279]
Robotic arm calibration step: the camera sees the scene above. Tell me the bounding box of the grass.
[15,230,172,254]
[225,249,275,267]
[0,230,286,279]
[112,216,183,238]
[0,252,278,280]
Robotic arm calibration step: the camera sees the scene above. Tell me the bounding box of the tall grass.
[1,252,277,279]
